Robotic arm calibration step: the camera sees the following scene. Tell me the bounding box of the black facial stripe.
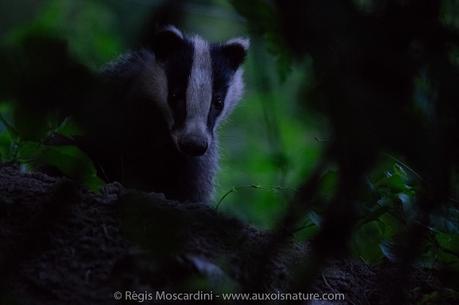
[208,44,237,130]
[162,40,193,129]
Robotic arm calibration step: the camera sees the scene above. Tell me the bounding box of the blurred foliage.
[271,0,459,298]
[3,0,122,69]
[0,0,459,297]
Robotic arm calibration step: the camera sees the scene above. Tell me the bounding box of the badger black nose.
[178,135,208,156]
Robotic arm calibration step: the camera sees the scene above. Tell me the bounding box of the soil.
[0,164,453,305]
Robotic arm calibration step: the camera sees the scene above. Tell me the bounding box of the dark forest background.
[1,0,459,304]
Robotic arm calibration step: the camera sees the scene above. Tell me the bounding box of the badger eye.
[213,96,224,109]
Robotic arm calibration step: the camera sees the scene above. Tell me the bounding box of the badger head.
[148,26,249,157]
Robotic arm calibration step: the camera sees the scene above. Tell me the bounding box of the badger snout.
[173,118,210,157]
[178,133,208,156]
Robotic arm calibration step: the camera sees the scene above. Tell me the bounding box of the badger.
[75,26,249,204]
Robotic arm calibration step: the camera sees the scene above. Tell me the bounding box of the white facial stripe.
[186,36,213,132]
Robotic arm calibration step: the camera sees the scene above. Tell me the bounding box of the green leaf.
[54,116,83,138]
[352,221,385,263]
[430,208,459,235]
[0,131,13,161]
[17,141,41,162]
[380,240,397,262]
[18,141,103,191]
[308,210,322,226]
[355,205,390,229]
[435,232,459,271]
[436,232,459,254]
[0,102,18,140]
[377,214,400,240]
[13,107,49,141]
[318,169,338,202]
[375,174,407,193]
[392,163,408,179]
[294,223,319,241]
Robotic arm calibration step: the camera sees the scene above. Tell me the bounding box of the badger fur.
[76,26,249,203]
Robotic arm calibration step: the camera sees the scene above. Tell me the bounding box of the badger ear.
[152,26,184,61]
[222,37,250,69]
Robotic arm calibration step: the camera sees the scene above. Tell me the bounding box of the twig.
[382,152,423,181]
[214,184,294,210]
[291,222,315,234]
